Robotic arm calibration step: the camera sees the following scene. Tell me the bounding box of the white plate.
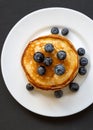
[1,7,93,117]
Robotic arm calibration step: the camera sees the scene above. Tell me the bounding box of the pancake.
[21,35,79,90]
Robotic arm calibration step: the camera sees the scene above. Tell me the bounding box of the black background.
[0,0,93,130]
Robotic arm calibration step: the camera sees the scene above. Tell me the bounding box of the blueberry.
[61,28,69,36]
[77,48,85,56]
[54,90,63,98]
[51,27,59,34]
[80,57,88,66]
[44,43,54,52]
[69,82,79,92]
[79,67,87,75]
[57,50,66,60]
[37,66,46,75]
[34,52,44,63]
[43,57,53,66]
[26,83,34,91]
[54,64,65,75]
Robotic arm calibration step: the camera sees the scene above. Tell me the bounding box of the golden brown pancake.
[21,35,79,90]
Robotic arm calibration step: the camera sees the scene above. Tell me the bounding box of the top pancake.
[21,34,79,90]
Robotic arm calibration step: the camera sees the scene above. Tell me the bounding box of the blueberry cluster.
[51,27,69,36]
[68,48,88,94]
[77,48,88,75]
[33,43,66,76]
[54,82,80,98]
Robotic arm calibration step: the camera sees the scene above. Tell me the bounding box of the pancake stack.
[21,35,79,90]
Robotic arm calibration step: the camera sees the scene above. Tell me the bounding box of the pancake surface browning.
[21,35,79,90]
